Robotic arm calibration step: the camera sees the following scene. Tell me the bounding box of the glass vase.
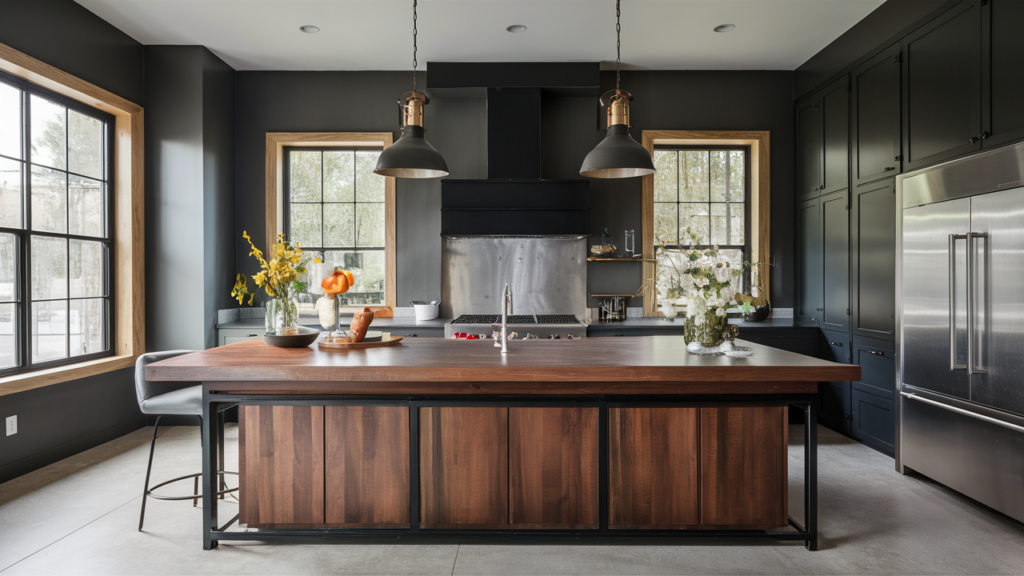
[265,297,300,335]
[683,310,738,350]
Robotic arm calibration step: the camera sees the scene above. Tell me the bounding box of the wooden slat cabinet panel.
[239,405,325,528]
[700,406,788,529]
[509,407,599,528]
[324,406,410,528]
[419,407,508,528]
[608,407,699,529]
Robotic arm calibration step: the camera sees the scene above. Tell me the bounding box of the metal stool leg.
[194,416,202,507]
[139,416,162,532]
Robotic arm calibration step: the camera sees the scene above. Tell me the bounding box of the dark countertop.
[217,317,452,330]
[587,317,817,331]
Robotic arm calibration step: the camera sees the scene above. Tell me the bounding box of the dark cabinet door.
[902,1,982,171]
[853,44,902,187]
[820,77,850,195]
[984,0,1024,148]
[819,330,852,435]
[509,407,599,528]
[608,408,700,529]
[852,179,896,341]
[821,190,850,331]
[420,407,508,528]
[796,96,822,200]
[796,198,822,325]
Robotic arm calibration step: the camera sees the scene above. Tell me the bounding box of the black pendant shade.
[580,124,655,179]
[374,125,449,179]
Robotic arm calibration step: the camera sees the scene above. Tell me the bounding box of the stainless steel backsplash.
[440,236,587,319]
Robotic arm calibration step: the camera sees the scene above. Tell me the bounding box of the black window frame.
[282,146,387,305]
[0,69,116,377]
[653,144,752,292]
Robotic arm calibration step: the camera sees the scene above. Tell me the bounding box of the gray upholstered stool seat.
[135,351,236,532]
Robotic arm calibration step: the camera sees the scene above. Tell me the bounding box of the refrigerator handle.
[949,234,967,371]
[967,232,988,376]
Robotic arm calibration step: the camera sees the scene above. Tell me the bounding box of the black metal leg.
[217,409,226,500]
[202,389,218,550]
[139,416,161,532]
[805,402,818,551]
[194,415,203,507]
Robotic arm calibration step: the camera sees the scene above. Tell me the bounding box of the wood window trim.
[641,130,770,317]
[0,41,145,397]
[265,133,397,310]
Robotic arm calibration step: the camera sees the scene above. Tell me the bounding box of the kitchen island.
[146,336,860,550]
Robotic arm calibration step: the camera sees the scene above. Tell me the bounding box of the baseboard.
[0,417,145,484]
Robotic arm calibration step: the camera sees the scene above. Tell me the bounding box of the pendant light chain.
[412,0,418,94]
[615,0,621,91]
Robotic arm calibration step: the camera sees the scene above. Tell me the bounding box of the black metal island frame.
[145,336,859,551]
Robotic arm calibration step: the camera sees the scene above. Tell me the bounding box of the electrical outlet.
[6,415,16,436]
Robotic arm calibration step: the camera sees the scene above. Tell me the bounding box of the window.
[0,71,115,375]
[284,147,387,306]
[653,146,750,299]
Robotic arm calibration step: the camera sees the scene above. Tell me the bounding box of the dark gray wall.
[0,0,144,483]
[0,0,144,104]
[146,46,236,351]
[234,71,486,305]
[235,70,796,308]
[794,0,957,100]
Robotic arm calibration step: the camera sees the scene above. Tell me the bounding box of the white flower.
[716,307,726,317]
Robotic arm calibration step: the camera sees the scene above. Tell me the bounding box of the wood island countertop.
[146,336,860,395]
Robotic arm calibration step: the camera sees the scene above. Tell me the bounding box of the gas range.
[445,314,587,340]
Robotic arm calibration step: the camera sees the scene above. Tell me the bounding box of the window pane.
[654,203,678,247]
[69,175,104,237]
[680,203,710,243]
[355,151,384,202]
[711,203,728,245]
[289,151,321,202]
[323,150,354,202]
[323,203,354,247]
[32,300,67,362]
[729,202,745,245]
[655,250,687,301]
[0,303,14,369]
[1,233,16,302]
[680,151,709,202]
[68,110,103,180]
[289,203,321,249]
[720,249,746,287]
[31,235,67,300]
[729,151,745,202]
[70,240,103,298]
[70,298,104,356]
[710,151,729,202]
[323,250,384,305]
[31,165,66,232]
[30,95,66,170]
[0,82,21,160]
[356,203,385,247]
[0,157,21,228]
[653,150,677,202]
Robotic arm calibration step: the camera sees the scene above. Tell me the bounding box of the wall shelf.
[587,257,655,262]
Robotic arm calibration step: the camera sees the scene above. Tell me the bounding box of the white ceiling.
[75,0,885,72]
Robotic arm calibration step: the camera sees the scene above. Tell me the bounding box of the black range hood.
[429,63,599,236]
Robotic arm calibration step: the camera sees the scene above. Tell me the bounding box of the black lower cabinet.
[818,330,852,436]
[849,336,896,455]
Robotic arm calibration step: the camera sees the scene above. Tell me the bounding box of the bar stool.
[135,351,237,531]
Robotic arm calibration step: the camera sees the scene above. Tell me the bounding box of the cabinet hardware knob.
[894,155,901,162]
[981,131,990,140]
[845,414,853,420]
[969,136,980,144]
[884,166,896,172]
[868,350,885,356]
[405,333,417,337]
[829,341,843,347]
[811,317,818,322]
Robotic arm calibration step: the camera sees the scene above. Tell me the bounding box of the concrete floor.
[0,424,1022,575]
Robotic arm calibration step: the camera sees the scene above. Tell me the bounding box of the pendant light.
[579,0,656,179]
[374,0,449,179]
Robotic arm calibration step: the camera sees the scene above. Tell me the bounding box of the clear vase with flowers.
[230,231,310,335]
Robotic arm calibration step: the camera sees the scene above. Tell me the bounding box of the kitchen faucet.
[496,283,513,354]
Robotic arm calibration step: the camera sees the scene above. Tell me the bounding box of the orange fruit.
[343,270,355,287]
[321,270,350,294]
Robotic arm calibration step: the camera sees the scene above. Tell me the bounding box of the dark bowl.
[742,305,772,323]
[263,326,321,348]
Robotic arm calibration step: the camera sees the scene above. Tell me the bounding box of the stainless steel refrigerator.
[898,141,1024,523]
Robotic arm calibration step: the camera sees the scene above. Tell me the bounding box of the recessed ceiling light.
[300,25,320,34]
[714,24,735,33]
[507,24,527,33]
